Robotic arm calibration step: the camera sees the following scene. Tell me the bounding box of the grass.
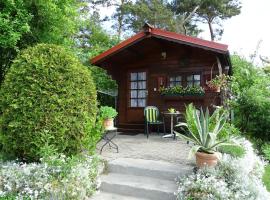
[263,164,270,192]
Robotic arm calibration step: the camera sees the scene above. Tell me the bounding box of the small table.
[162,112,182,139]
[99,127,119,154]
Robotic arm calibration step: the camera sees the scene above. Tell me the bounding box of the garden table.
[162,111,182,140]
[99,127,119,154]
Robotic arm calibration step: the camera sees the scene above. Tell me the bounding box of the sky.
[100,0,270,66]
[199,0,270,65]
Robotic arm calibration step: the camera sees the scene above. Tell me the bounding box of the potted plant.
[168,107,176,113]
[174,104,233,168]
[159,85,205,96]
[184,85,205,96]
[99,106,118,130]
[206,74,230,92]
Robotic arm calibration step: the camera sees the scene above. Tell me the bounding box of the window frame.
[168,75,182,87]
[186,73,202,87]
[129,71,147,108]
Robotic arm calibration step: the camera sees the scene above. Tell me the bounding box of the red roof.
[91,25,229,65]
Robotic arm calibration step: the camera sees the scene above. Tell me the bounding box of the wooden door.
[126,70,148,123]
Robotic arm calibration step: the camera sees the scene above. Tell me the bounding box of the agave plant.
[175,104,233,158]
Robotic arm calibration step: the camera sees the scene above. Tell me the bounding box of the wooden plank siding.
[105,38,223,126]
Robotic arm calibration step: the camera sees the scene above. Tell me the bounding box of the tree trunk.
[117,0,125,40]
[208,21,214,41]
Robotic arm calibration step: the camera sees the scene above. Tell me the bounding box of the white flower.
[176,138,270,200]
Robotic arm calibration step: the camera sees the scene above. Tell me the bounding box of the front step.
[108,158,192,181]
[91,158,193,200]
[117,123,145,133]
[100,173,177,200]
[91,192,150,200]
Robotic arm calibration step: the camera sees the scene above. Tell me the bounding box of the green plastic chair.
[144,106,165,138]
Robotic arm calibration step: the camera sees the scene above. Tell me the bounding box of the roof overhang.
[91,24,229,66]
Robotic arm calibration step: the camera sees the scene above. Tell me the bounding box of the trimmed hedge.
[0,44,97,161]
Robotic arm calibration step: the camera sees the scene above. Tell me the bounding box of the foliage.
[0,0,32,84]
[264,66,270,74]
[231,55,270,141]
[75,18,118,107]
[170,0,241,41]
[99,106,118,120]
[22,0,80,47]
[0,0,31,48]
[111,0,132,39]
[88,66,117,107]
[206,74,231,89]
[0,44,97,161]
[159,85,205,96]
[168,0,202,36]
[0,0,81,85]
[76,18,119,64]
[262,143,270,161]
[168,108,176,113]
[184,85,205,95]
[218,145,245,158]
[90,66,117,92]
[263,165,270,192]
[176,138,270,200]
[218,122,241,140]
[0,154,99,199]
[195,0,241,41]
[123,0,176,33]
[175,104,232,156]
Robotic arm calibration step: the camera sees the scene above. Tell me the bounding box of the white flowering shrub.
[0,154,99,199]
[177,138,270,200]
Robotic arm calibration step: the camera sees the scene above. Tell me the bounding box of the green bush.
[218,145,246,158]
[231,55,270,141]
[262,143,270,161]
[264,165,270,192]
[0,44,97,161]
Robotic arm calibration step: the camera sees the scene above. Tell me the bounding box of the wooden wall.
[104,38,225,125]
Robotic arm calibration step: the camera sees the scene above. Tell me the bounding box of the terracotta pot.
[195,152,219,168]
[103,118,114,130]
[206,86,220,92]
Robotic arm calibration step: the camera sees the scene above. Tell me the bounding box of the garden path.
[91,133,195,200]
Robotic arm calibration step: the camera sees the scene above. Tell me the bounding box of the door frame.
[125,68,149,123]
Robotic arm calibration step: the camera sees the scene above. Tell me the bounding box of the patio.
[96,132,194,166]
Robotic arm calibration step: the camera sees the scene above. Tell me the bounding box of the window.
[130,72,147,107]
[187,74,201,86]
[169,76,182,87]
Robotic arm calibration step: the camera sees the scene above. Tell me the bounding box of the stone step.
[91,192,150,200]
[100,173,177,200]
[108,158,192,181]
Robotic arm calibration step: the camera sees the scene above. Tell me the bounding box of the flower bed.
[176,138,270,200]
[0,154,99,199]
[159,85,205,96]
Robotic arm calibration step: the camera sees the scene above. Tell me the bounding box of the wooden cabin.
[91,24,232,132]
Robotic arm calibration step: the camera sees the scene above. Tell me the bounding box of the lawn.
[263,164,270,191]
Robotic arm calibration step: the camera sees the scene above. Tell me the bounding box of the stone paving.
[96,132,195,166]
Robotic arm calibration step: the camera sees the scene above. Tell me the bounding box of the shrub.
[218,145,246,158]
[177,138,270,200]
[263,165,270,192]
[0,154,99,199]
[89,66,117,107]
[0,44,97,161]
[262,143,270,161]
[99,106,118,119]
[231,55,270,141]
